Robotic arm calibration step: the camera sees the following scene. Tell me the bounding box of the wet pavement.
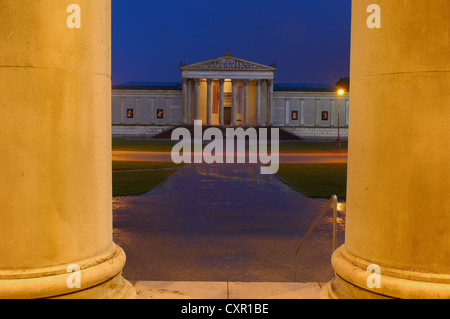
[113,163,346,283]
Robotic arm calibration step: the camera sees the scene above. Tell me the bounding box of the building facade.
[112,50,349,139]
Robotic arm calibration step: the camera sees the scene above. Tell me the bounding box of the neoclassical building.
[112,50,349,139]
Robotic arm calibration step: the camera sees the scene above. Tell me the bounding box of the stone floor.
[133,281,324,299]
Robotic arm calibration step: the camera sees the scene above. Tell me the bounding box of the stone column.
[182,78,188,124]
[322,0,450,299]
[244,80,249,126]
[0,1,135,299]
[194,79,200,121]
[219,79,225,126]
[206,79,212,125]
[232,79,237,126]
[268,79,274,125]
[187,79,193,124]
[256,80,262,126]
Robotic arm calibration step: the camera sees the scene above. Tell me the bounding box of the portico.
[180,50,276,126]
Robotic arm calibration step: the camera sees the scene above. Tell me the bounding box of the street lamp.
[337,89,345,153]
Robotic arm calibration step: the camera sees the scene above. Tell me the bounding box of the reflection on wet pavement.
[113,163,346,283]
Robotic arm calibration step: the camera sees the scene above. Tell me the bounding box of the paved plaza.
[113,162,346,285]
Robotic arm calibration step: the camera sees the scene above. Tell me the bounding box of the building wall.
[111,89,349,139]
[272,92,349,129]
[112,90,183,126]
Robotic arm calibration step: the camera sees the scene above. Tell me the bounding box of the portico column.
[268,79,274,126]
[256,80,262,126]
[0,0,135,299]
[244,80,249,126]
[194,78,200,121]
[219,79,225,126]
[322,0,450,299]
[232,79,237,126]
[206,79,212,125]
[182,78,188,124]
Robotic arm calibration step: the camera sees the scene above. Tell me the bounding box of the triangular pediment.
[180,51,276,72]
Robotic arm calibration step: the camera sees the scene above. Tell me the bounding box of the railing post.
[294,195,339,282]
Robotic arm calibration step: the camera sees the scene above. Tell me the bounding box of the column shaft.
[0,0,134,299]
[207,79,212,125]
[194,79,200,121]
[323,0,450,299]
[244,80,249,126]
[232,79,237,126]
[219,79,225,126]
[256,80,262,126]
[268,79,274,126]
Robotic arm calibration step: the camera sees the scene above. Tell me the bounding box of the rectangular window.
[157,109,164,119]
[291,111,299,121]
[127,109,134,119]
[322,111,329,121]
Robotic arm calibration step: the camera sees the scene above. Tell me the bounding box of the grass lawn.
[112,139,178,152]
[112,161,184,171]
[112,161,184,196]
[113,138,347,154]
[277,163,347,200]
[278,141,347,153]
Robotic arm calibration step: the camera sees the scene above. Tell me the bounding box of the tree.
[336,77,350,91]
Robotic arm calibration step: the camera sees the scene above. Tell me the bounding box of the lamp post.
[337,89,345,153]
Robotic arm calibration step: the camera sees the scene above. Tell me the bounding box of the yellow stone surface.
[323,0,450,299]
[0,1,134,298]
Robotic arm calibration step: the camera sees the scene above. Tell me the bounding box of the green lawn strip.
[277,163,347,200]
[113,138,347,154]
[112,139,179,152]
[113,137,350,157]
[113,169,178,196]
[278,141,347,153]
[112,138,202,153]
[112,161,184,171]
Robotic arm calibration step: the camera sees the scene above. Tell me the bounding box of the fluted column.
[268,79,274,126]
[256,80,262,126]
[219,79,225,126]
[231,79,237,126]
[322,0,450,299]
[194,79,200,121]
[206,79,212,125]
[244,80,249,126]
[0,0,135,299]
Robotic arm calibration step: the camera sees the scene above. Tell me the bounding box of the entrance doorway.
[224,107,232,125]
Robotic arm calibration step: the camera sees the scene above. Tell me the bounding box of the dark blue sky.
[112,0,351,86]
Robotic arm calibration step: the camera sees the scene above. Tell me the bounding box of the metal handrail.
[294,195,338,282]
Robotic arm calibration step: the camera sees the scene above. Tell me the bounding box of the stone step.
[133,281,323,299]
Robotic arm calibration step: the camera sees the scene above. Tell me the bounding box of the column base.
[0,244,136,299]
[321,246,450,299]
